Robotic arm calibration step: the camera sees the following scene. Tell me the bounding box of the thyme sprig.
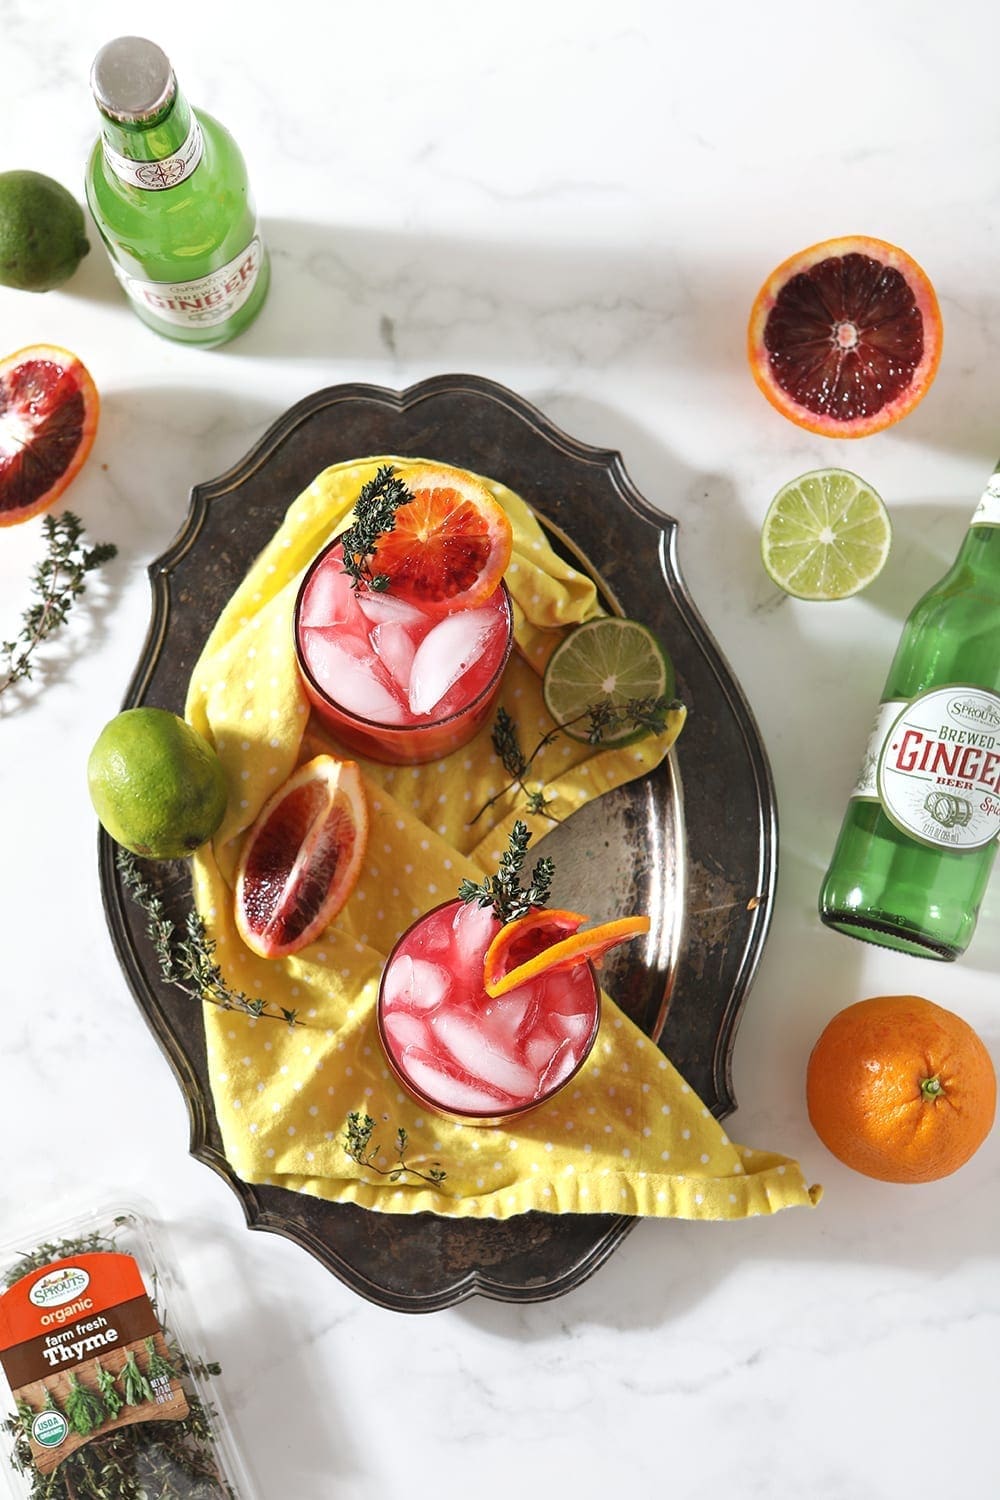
[343,1110,447,1184]
[458,818,554,924]
[338,464,414,592]
[471,694,683,826]
[0,512,117,703]
[117,850,300,1027]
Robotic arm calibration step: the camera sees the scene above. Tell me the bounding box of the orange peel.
[483,909,650,999]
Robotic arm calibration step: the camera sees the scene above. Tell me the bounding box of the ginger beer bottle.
[85,36,269,347]
[819,466,1000,960]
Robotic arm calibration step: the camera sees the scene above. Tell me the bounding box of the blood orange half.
[371,464,513,615]
[0,344,99,526]
[483,909,650,999]
[235,755,368,959]
[748,236,942,438]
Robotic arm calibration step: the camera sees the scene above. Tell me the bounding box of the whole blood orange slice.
[483,909,650,999]
[370,464,513,614]
[0,344,99,526]
[235,755,368,959]
[748,236,942,438]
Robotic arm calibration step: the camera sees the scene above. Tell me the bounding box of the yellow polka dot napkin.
[185,457,820,1221]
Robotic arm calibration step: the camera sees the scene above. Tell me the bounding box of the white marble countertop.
[1,1,998,1495]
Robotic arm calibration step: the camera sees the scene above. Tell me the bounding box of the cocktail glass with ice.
[377,898,601,1126]
[294,539,513,765]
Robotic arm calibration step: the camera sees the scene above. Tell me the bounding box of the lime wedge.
[760,468,891,601]
[542,617,676,745]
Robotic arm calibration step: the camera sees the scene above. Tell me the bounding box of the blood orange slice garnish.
[747,236,942,438]
[0,344,99,527]
[369,464,513,615]
[483,909,650,999]
[235,755,368,959]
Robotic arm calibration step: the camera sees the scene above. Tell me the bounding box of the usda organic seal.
[31,1408,68,1448]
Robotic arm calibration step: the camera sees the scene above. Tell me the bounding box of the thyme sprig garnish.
[343,1110,447,1184]
[471,694,682,826]
[117,850,300,1027]
[0,512,117,703]
[458,818,554,924]
[338,464,414,592]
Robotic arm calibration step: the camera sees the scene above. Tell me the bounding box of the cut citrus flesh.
[483,911,650,999]
[0,344,99,526]
[761,468,891,601]
[367,463,513,614]
[542,617,678,745]
[748,236,942,437]
[235,755,368,958]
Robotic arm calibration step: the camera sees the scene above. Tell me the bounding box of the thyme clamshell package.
[0,1204,253,1500]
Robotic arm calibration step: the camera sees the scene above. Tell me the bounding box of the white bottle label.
[102,117,204,191]
[111,235,263,329]
[851,687,1000,850]
[971,472,1000,527]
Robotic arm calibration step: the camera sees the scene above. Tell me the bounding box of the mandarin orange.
[806,995,995,1183]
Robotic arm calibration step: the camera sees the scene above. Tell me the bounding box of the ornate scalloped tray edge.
[98,373,777,1312]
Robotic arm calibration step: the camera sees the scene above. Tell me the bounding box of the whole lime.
[0,170,90,292]
[88,708,228,860]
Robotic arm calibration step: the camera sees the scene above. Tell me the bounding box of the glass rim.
[292,539,514,738]
[375,896,601,1125]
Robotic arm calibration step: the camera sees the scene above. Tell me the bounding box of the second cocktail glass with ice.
[294,537,512,765]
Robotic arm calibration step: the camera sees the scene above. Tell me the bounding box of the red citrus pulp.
[368,463,514,615]
[748,236,942,437]
[235,755,368,958]
[0,344,99,526]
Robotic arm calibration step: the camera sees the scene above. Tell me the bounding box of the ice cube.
[537,1037,576,1096]
[483,990,537,1053]
[451,897,500,951]
[381,954,415,1010]
[548,1010,595,1049]
[408,606,500,716]
[524,1030,560,1076]
[401,1047,516,1114]
[371,621,416,691]
[431,1011,536,1098]
[356,589,426,628]
[299,628,405,724]
[299,553,360,628]
[382,1010,431,1054]
[403,958,453,1011]
[382,954,453,1014]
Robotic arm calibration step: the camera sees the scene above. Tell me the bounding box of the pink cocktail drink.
[378,898,601,1125]
[294,540,513,765]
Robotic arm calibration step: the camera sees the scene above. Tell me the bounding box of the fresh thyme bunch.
[2,1230,236,1500]
[0,512,117,703]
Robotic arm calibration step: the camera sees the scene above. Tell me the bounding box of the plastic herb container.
[0,1200,255,1500]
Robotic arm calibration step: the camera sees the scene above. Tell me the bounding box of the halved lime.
[542,617,676,745]
[761,468,891,601]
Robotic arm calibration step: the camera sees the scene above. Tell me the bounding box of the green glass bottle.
[819,465,1000,960]
[85,36,269,347]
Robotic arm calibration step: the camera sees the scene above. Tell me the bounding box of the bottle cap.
[91,37,176,123]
